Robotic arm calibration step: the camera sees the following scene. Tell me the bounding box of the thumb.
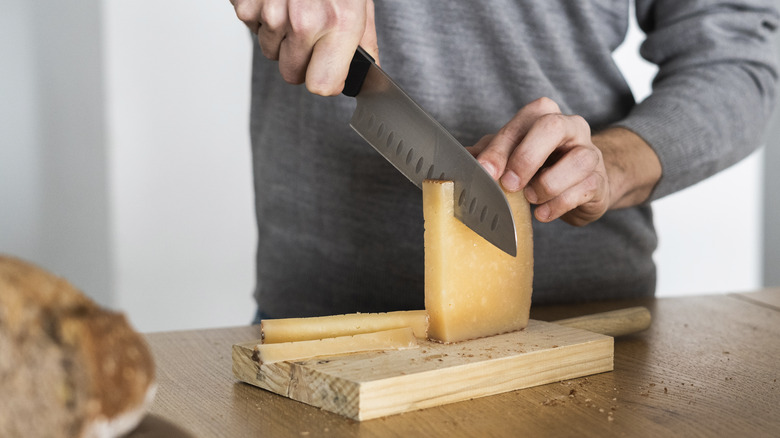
[360,0,380,65]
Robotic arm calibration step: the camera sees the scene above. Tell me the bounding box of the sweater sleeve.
[615,0,779,201]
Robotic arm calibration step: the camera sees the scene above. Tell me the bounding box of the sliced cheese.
[252,327,418,364]
[260,310,428,343]
[423,179,533,343]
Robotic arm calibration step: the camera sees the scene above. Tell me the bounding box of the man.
[230,0,779,318]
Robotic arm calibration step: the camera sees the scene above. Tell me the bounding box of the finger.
[360,0,380,64]
[289,0,366,95]
[465,134,495,167]
[501,113,591,192]
[278,4,322,84]
[280,0,351,85]
[524,144,601,204]
[497,97,561,146]
[278,37,313,84]
[534,172,607,224]
[257,0,288,60]
[475,133,519,182]
[476,97,560,185]
[232,0,262,33]
[306,30,364,96]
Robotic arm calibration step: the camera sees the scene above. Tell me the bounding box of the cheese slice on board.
[423,179,533,343]
[261,310,428,343]
[252,327,419,364]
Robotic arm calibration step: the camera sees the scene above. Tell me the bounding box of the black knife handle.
[342,46,375,97]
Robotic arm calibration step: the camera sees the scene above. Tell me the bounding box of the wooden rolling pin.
[552,306,652,337]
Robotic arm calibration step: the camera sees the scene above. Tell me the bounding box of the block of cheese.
[252,327,418,364]
[260,310,428,343]
[423,179,533,343]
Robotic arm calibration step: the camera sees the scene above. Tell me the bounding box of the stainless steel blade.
[348,63,518,256]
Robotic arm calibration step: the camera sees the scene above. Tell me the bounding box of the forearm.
[592,127,661,210]
[625,0,778,200]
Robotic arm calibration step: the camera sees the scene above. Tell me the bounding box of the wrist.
[592,127,662,210]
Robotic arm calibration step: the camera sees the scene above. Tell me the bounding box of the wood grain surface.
[233,320,612,420]
[131,290,780,437]
[731,289,780,311]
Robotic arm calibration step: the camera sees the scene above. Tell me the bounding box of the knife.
[342,47,518,257]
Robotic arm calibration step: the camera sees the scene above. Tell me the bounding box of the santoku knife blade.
[342,47,518,257]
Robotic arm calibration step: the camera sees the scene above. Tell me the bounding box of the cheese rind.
[423,180,533,343]
[253,327,419,364]
[260,310,428,343]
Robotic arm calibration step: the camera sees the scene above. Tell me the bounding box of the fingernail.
[536,204,551,221]
[524,186,538,203]
[501,171,521,192]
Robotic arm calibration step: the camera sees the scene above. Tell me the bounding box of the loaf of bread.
[0,255,156,438]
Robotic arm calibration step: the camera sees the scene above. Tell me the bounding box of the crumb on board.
[541,397,565,407]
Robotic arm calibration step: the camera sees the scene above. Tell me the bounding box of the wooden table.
[129,290,780,437]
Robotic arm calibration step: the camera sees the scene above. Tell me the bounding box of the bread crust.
[0,255,156,438]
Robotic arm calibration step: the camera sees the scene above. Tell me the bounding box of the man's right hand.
[230,0,379,96]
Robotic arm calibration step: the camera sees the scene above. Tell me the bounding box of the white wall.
[1,0,114,306]
[1,0,41,263]
[103,1,257,331]
[0,2,771,333]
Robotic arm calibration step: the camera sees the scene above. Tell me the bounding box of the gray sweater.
[248,0,778,318]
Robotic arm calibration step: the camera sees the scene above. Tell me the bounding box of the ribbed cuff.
[612,98,713,202]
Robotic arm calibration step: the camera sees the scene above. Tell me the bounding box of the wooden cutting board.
[232,319,613,421]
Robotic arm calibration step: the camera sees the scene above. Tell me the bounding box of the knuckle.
[285,74,305,85]
[279,67,303,85]
[572,146,600,170]
[538,113,567,132]
[507,150,535,176]
[332,6,363,32]
[593,173,609,200]
[569,114,592,136]
[478,134,495,144]
[495,126,519,144]
[259,42,279,60]
[559,191,585,213]
[306,80,339,96]
[581,175,608,206]
[260,2,286,29]
[234,1,260,23]
[533,172,556,200]
[582,174,601,195]
[303,1,362,34]
[534,113,593,144]
[285,0,364,40]
[288,8,318,36]
[528,96,561,115]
